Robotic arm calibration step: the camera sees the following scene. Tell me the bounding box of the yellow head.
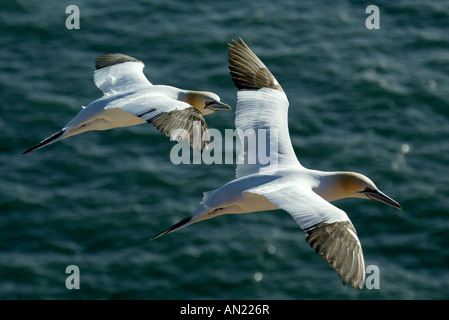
[182,91,231,116]
[316,171,401,209]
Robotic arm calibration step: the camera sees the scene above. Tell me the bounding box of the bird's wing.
[228,37,283,92]
[228,38,301,178]
[94,53,152,94]
[248,182,365,290]
[110,91,209,152]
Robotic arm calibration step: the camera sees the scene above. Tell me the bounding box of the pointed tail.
[151,216,194,240]
[22,129,66,154]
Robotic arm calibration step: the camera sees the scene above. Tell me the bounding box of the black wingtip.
[151,216,193,240]
[227,36,283,92]
[95,53,142,70]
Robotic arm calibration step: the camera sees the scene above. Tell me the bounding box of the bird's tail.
[151,216,195,240]
[22,129,67,154]
[151,203,214,240]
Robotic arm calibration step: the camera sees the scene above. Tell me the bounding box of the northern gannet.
[152,38,401,290]
[23,53,230,154]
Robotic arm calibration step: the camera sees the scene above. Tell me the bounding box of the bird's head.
[337,172,401,209]
[183,91,231,116]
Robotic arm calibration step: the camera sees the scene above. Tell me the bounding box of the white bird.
[23,53,231,154]
[152,38,401,290]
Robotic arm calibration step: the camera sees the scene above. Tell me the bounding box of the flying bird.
[152,38,401,290]
[23,53,231,154]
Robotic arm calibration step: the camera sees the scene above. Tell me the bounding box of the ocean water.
[1,0,449,300]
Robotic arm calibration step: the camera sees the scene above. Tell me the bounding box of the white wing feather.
[247,179,349,230]
[235,88,301,178]
[94,61,152,94]
[248,182,365,289]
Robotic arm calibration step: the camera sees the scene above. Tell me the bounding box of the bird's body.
[23,54,230,154]
[152,38,401,290]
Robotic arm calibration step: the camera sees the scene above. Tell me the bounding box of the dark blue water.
[1,0,449,299]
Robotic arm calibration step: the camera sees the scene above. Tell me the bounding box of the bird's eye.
[205,101,213,107]
[358,187,374,193]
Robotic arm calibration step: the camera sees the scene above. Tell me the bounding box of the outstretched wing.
[93,53,209,151]
[228,38,283,92]
[107,91,209,152]
[248,181,365,290]
[94,53,152,94]
[228,38,301,178]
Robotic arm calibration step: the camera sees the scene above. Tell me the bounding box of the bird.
[22,53,231,154]
[151,38,401,290]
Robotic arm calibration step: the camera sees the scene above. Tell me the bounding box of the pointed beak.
[363,189,401,209]
[204,100,231,112]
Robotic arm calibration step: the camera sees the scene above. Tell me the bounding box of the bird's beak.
[205,100,231,111]
[363,189,401,209]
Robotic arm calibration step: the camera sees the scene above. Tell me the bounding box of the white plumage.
[153,38,400,290]
[23,53,230,154]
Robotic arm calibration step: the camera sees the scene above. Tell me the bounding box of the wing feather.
[306,221,366,290]
[248,182,365,289]
[228,38,301,178]
[228,37,283,91]
[93,54,152,93]
[234,89,300,178]
[106,91,209,151]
